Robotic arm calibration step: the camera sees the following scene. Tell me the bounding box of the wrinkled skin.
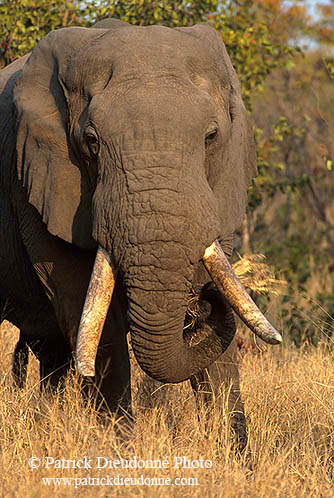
[0,19,257,449]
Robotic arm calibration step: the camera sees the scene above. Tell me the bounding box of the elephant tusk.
[202,240,282,345]
[76,245,118,377]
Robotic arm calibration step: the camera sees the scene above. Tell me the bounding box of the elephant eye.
[86,132,99,156]
[205,128,218,147]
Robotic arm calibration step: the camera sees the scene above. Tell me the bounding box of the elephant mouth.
[183,284,232,348]
[75,240,282,377]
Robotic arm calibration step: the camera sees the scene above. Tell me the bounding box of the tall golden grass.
[1,319,333,497]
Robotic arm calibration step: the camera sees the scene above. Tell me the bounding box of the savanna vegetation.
[1,322,333,496]
[0,1,333,496]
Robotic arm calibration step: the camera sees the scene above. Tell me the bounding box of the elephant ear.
[13,26,114,248]
[217,38,257,239]
[13,27,99,248]
[181,24,257,243]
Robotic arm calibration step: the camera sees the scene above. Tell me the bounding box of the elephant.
[0,18,281,449]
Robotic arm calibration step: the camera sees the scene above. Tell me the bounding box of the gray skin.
[0,19,256,449]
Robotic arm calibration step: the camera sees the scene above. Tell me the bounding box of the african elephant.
[0,19,281,449]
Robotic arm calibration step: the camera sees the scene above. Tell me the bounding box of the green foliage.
[0,0,294,109]
[214,1,297,110]
[84,0,219,27]
[323,55,334,79]
[248,116,311,210]
[0,0,83,68]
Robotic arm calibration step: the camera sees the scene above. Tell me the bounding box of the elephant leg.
[82,281,132,431]
[190,338,247,452]
[27,335,72,392]
[9,305,72,393]
[94,331,132,418]
[81,329,132,442]
[12,331,29,389]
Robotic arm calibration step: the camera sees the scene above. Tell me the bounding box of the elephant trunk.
[126,253,235,383]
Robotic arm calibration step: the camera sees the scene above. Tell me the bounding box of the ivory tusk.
[203,240,282,345]
[76,245,118,376]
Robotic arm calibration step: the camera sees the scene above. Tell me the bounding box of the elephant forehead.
[106,24,210,61]
[111,26,208,68]
[66,25,227,96]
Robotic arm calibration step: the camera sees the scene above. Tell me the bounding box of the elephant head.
[13,19,281,383]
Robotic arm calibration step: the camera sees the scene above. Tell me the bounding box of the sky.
[283,0,332,48]
[285,0,332,19]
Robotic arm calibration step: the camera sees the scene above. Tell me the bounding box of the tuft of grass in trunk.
[185,254,286,331]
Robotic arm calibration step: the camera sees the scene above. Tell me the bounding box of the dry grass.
[233,253,287,296]
[1,321,333,497]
